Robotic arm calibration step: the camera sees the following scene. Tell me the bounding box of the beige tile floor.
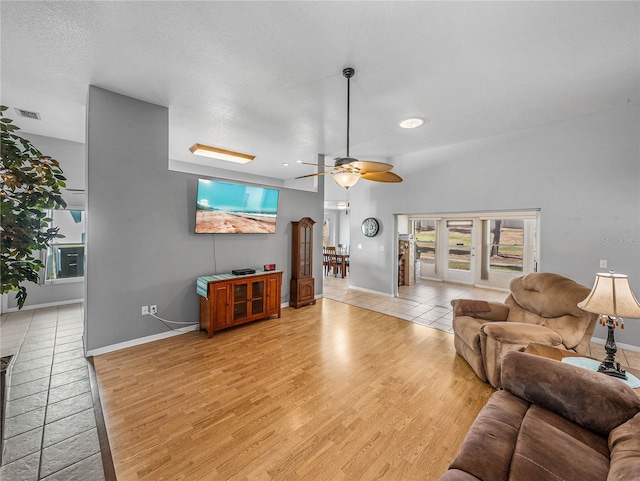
[323,275,640,371]
[1,304,106,481]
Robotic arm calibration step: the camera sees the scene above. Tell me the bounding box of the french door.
[409,211,538,289]
[444,220,475,284]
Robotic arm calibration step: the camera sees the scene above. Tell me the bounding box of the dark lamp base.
[598,359,627,380]
[598,315,628,380]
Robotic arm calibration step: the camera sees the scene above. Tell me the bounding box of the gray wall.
[85,87,323,352]
[348,105,640,345]
[5,133,86,310]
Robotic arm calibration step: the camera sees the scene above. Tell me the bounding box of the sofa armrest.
[501,351,640,435]
[609,412,640,480]
[438,469,482,481]
[451,299,509,321]
[481,322,563,347]
[479,323,563,388]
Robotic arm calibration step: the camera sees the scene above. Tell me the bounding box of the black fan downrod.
[343,67,355,159]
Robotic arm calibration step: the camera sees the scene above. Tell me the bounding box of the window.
[45,209,85,283]
[488,219,524,272]
[414,220,437,264]
[323,218,330,246]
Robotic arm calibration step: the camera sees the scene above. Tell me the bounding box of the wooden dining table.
[324,248,350,278]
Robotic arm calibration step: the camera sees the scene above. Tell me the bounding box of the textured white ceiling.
[1,1,638,188]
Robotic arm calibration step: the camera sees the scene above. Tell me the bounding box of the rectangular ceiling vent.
[14,108,41,120]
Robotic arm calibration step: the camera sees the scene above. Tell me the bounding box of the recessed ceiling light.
[282,163,289,167]
[189,143,255,164]
[296,160,303,164]
[399,118,425,129]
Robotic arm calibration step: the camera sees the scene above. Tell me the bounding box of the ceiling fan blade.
[295,171,336,180]
[350,161,393,173]
[361,171,403,183]
[300,161,337,169]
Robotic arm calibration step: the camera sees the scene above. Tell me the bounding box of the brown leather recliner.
[439,351,640,481]
[451,272,598,388]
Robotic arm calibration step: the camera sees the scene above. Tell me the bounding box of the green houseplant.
[1,105,67,309]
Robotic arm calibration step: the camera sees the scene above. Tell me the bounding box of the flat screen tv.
[195,179,279,234]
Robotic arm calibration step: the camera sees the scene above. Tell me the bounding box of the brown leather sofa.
[451,272,598,388]
[439,351,640,481]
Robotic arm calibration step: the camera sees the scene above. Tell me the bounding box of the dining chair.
[322,249,331,275]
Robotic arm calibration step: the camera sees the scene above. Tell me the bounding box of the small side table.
[524,342,640,392]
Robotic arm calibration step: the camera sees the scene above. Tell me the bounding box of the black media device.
[232,268,256,276]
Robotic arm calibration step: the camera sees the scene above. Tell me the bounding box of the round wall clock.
[361,217,380,237]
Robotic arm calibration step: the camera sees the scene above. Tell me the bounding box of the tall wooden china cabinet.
[290,217,316,308]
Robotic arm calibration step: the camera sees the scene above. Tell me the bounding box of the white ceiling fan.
[296,68,402,189]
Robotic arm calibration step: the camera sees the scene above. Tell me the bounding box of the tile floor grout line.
[1,305,110,480]
[35,309,59,481]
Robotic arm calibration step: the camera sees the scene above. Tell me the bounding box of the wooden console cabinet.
[198,271,282,338]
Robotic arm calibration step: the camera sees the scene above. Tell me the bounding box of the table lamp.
[578,272,640,379]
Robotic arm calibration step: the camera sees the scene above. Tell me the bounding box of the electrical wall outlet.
[150,305,158,315]
[141,306,149,315]
[600,259,607,268]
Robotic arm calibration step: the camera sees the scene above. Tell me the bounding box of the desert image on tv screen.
[195,180,279,234]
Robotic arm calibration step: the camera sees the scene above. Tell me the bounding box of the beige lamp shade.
[333,172,360,189]
[578,272,640,318]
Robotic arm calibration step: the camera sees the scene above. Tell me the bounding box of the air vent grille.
[14,108,41,120]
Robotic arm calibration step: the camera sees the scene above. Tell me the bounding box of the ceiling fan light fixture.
[333,171,360,189]
[399,118,425,129]
[189,143,255,164]
[294,67,402,185]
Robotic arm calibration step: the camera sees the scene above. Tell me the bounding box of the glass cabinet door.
[301,225,311,276]
[233,283,248,320]
[251,280,265,314]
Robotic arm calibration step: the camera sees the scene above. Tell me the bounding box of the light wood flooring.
[323,276,640,370]
[93,278,640,481]
[94,299,495,481]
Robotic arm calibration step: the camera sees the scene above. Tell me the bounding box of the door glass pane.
[489,219,524,272]
[234,303,247,320]
[252,281,264,299]
[233,283,248,320]
[448,221,472,271]
[234,284,247,302]
[251,280,264,313]
[414,220,436,264]
[251,298,264,313]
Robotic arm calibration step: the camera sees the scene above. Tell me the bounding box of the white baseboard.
[590,337,640,353]
[86,324,199,357]
[280,295,324,309]
[6,298,84,313]
[348,285,393,297]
